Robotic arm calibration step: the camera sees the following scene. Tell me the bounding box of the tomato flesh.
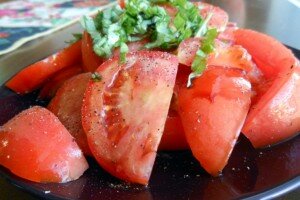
[48,73,92,155]
[178,67,251,176]
[0,106,88,183]
[82,51,178,184]
[6,41,82,94]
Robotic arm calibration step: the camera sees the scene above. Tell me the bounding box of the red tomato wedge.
[82,51,178,184]
[48,73,92,156]
[0,106,88,183]
[234,29,300,148]
[38,64,83,99]
[178,67,251,176]
[243,67,300,148]
[6,41,82,94]
[234,29,298,79]
[82,31,104,72]
[195,2,229,31]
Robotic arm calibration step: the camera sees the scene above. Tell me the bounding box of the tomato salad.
[1,0,300,185]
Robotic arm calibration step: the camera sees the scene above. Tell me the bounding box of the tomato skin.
[6,41,82,94]
[234,29,297,79]
[38,64,83,99]
[0,106,88,183]
[48,73,92,156]
[178,67,251,176]
[81,31,104,72]
[82,51,178,184]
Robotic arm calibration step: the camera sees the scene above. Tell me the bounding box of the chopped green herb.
[91,72,102,82]
[65,33,83,44]
[188,28,218,87]
[81,0,204,61]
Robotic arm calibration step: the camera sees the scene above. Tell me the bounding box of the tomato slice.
[82,51,178,184]
[243,67,300,148]
[48,73,92,156]
[0,106,88,183]
[178,67,251,176]
[234,29,298,79]
[234,29,300,148]
[38,64,83,99]
[6,41,82,94]
[81,31,104,72]
[195,2,229,31]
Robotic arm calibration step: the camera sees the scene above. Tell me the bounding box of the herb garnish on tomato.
[81,0,204,60]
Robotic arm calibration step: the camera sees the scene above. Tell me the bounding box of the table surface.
[0,0,300,199]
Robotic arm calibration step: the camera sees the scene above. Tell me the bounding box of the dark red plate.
[0,47,299,200]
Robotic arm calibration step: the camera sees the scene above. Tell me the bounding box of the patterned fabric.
[0,0,115,55]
